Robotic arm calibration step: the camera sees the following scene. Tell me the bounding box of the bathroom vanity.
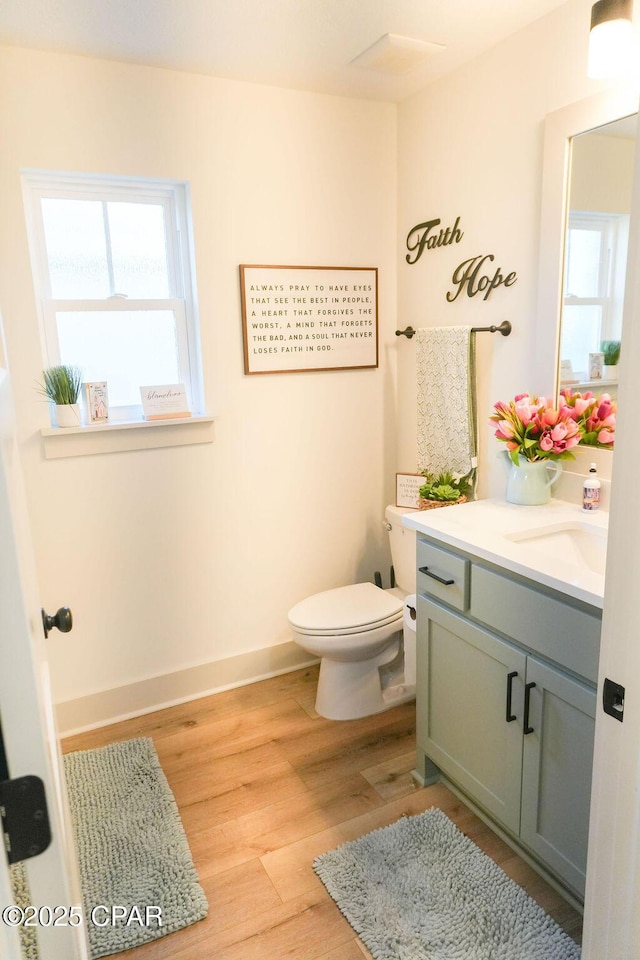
[403,499,607,901]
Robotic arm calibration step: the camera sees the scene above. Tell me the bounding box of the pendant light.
[588,0,634,78]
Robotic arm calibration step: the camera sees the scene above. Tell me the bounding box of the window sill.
[40,415,215,459]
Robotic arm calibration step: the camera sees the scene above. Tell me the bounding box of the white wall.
[396,0,625,499]
[571,132,635,212]
[0,46,398,722]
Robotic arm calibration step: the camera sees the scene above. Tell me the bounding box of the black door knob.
[41,607,73,638]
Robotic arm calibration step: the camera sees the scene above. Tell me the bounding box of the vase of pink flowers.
[490,391,617,505]
[490,394,581,505]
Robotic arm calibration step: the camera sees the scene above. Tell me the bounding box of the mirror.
[558,114,636,404]
[536,89,639,425]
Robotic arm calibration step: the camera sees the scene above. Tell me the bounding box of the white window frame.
[22,171,204,423]
[564,211,626,345]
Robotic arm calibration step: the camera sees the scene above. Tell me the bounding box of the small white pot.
[54,403,82,427]
[603,364,618,382]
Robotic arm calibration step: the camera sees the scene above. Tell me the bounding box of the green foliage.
[38,365,83,405]
[419,470,472,502]
[600,340,621,366]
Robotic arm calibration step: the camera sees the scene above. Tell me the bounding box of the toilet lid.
[288,583,403,634]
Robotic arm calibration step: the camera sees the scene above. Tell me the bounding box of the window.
[562,211,628,377]
[23,172,203,422]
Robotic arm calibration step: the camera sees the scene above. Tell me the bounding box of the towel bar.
[395,321,512,339]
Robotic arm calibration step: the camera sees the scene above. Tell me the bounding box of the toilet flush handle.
[383,521,392,532]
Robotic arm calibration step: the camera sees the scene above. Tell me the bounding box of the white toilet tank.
[385,504,419,594]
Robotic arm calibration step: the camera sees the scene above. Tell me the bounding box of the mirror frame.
[536,88,639,399]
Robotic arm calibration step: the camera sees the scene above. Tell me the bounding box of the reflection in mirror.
[559,115,637,409]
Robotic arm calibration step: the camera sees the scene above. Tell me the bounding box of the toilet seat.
[288,582,403,636]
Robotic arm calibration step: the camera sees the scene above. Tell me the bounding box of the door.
[520,657,596,898]
[0,350,88,959]
[417,597,526,834]
[582,111,640,959]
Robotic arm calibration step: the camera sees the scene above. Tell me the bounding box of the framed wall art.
[240,264,378,374]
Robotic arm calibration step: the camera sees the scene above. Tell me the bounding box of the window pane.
[41,199,109,298]
[560,304,602,374]
[565,227,603,298]
[56,310,180,407]
[107,202,171,298]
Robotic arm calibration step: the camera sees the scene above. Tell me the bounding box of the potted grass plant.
[600,340,621,381]
[38,365,83,427]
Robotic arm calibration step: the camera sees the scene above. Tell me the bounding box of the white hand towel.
[415,325,477,479]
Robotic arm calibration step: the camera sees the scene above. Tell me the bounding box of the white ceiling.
[0,0,576,102]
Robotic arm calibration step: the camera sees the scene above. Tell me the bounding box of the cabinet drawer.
[417,538,469,612]
[470,565,601,684]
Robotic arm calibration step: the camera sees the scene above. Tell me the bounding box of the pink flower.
[495,419,515,440]
[598,428,615,445]
[597,400,613,420]
[514,400,534,426]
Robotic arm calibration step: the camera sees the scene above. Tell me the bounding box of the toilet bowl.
[287,505,419,720]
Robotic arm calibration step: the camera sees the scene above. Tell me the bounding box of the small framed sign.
[589,352,604,380]
[83,381,109,423]
[140,384,191,420]
[396,472,424,508]
[559,359,578,384]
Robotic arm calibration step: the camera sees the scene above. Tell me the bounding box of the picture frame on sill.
[396,472,424,509]
[140,384,191,420]
[589,352,604,381]
[83,381,109,423]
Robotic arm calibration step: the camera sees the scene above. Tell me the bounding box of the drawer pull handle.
[419,565,454,586]
[506,671,518,722]
[524,681,537,734]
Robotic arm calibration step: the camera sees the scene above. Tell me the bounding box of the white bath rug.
[313,807,581,960]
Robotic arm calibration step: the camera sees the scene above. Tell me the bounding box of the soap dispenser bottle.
[583,463,601,512]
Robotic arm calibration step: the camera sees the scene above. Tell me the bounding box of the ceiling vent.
[351,33,446,75]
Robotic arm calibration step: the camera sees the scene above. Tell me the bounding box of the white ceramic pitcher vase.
[505,456,562,505]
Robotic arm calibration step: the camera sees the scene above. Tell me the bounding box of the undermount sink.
[505,521,608,577]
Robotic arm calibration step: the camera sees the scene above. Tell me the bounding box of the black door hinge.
[0,775,52,864]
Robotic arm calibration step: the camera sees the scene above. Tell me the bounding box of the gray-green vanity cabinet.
[415,534,600,900]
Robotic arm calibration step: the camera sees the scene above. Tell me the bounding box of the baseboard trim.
[55,641,318,737]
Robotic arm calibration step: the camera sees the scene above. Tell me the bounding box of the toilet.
[288,505,418,720]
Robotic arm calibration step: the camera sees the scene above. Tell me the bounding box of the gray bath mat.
[12,737,208,958]
[314,807,581,960]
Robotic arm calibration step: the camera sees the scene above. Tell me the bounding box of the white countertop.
[402,498,608,609]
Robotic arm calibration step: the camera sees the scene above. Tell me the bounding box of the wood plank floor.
[62,665,582,959]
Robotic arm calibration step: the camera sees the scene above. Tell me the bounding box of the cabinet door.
[520,657,596,898]
[417,597,526,834]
